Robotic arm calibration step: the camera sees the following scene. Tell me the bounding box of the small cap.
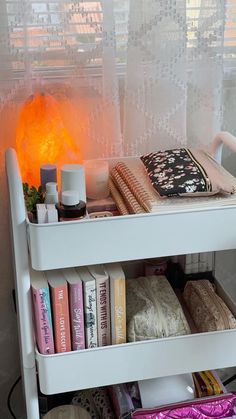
[61,190,79,206]
[61,164,84,174]
[46,182,57,194]
[40,164,57,171]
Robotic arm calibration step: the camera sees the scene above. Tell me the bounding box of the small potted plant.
[23,183,44,222]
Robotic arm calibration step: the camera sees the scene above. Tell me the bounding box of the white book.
[206,252,214,271]
[185,254,192,274]
[191,253,199,274]
[88,264,111,347]
[105,262,126,345]
[76,266,97,349]
[199,252,207,272]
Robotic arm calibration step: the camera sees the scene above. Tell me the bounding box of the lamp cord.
[7,375,21,419]
[223,374,236,387]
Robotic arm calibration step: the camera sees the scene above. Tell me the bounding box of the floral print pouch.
[140,148,236,197]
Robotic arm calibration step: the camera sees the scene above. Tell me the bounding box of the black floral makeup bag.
[140,148,236,198]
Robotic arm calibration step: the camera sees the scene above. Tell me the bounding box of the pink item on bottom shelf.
[131,393,236,419]
[109,383,134,418]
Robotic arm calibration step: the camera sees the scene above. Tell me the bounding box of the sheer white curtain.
[0,0,232,157]
[124,0,226,154]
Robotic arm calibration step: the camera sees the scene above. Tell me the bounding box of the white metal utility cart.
[5,131,236,419]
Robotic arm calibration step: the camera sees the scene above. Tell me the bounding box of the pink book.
[63,268,85,350]
[31,269,55,355]
[88,264,111,347]
[47,270,71,353]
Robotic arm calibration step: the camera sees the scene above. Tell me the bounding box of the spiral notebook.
[110,166,145,214]
[109,178,129,215]
[109,158,236,214]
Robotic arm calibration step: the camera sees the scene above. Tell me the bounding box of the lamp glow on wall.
[15,92,82,186]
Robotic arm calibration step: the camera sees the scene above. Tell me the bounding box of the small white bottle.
[45,182,58,204]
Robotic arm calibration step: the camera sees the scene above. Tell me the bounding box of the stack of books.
[31,263,126,354]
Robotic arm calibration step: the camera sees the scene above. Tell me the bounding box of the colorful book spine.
[88,265,111,347]
[31,274,55,355]
[77,267,98,349]
[47,270,71,353]
[105,263,126,345]
[63,268,85,350]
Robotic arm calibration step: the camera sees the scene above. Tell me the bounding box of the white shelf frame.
[36,327,236,395]
[5,130,236,419]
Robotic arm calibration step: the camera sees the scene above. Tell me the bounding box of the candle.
[84,160,109,200]
[40,164,57,191]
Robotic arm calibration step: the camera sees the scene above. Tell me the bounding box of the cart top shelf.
[5,146,236,270]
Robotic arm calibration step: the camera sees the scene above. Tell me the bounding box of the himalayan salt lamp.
[15,92,82,186]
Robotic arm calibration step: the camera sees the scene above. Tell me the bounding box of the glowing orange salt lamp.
[16,92,82,186]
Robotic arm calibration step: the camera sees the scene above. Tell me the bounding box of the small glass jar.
[56,190,86,221]
[84,159,109,200]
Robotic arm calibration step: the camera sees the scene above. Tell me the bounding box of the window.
[1,1,236,77]
[4,0,129,74]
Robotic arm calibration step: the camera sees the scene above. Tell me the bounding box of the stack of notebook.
[109,158,236,215]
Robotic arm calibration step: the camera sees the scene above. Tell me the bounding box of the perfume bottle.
[56,190,86,222]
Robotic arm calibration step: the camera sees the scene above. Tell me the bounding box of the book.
[62,267,85,351]
[178,254,193,274]
[199,252,208,273]
[88,264,111,346]
[191,253,199,274]
[46,270,71,353]
[76,266,98,348]
[105,262,126,345]
[206,252,214,271]
[31,269,55,355]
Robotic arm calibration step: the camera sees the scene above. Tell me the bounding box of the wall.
[0,103,26,418]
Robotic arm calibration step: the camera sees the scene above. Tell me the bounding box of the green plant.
[23,183,44,212]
